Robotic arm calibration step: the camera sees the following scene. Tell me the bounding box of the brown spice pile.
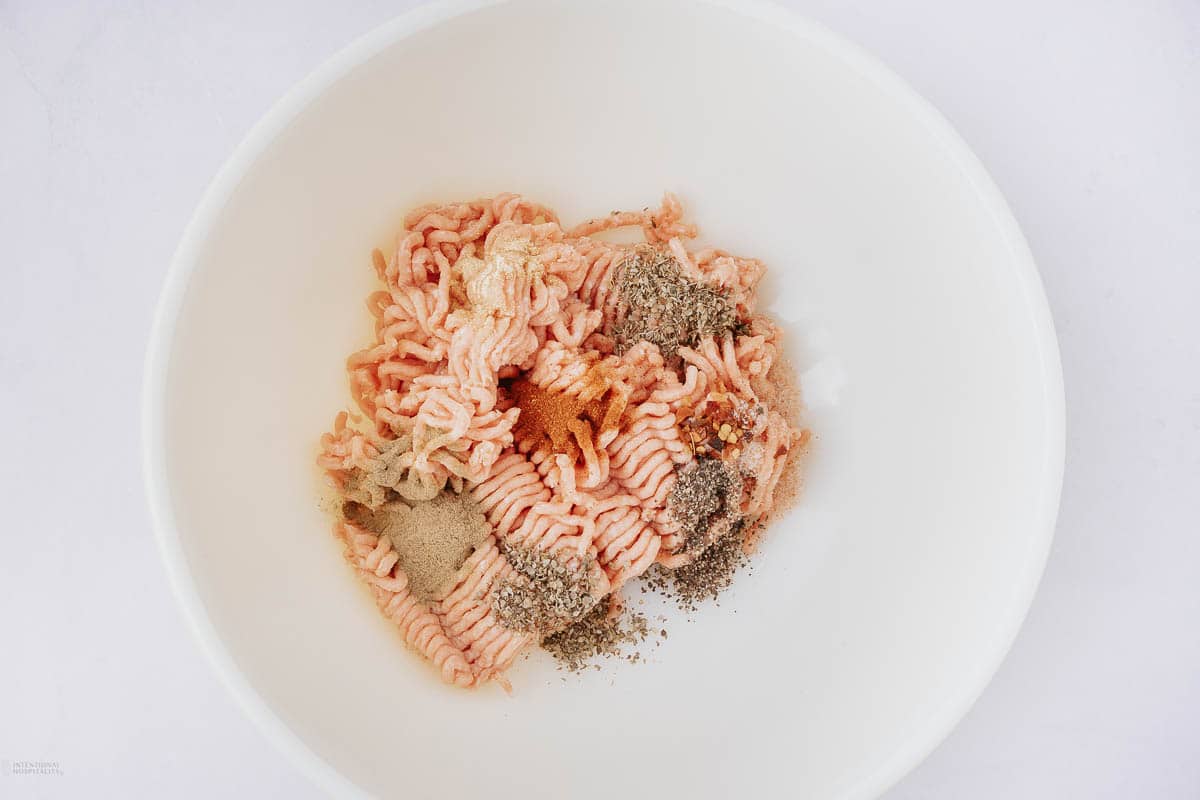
[343,491,489,601]
[541,600,652,672]
[610,248,741,357]
[508,363,629,466]
[492,544,598,633]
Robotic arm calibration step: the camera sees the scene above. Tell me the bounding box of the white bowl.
[143,1,1064,798]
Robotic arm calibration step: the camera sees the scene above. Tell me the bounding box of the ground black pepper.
[668,458,743,556]
[642,523,751,612]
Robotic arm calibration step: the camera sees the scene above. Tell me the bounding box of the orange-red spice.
[509,364,628,463]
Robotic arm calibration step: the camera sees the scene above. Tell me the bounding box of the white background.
[2,0,1197,798]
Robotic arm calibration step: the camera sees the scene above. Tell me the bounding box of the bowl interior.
[153,1,1061,798]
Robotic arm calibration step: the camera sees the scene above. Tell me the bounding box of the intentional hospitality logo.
[2,759,64,777]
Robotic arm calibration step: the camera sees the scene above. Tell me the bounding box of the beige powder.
[758,356,810,522]
[346,491,489,601]
[343,434,447,508]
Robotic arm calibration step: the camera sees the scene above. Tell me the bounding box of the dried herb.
[541,599,651,671]
[610,248,740,357]
[492,544,598,633]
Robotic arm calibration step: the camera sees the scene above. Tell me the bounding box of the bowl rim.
[141,1,1066,797]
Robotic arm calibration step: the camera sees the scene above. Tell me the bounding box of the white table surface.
[3,1,1198,797]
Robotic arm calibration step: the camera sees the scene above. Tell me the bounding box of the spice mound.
[509,361,630,469]
[645,526,752,612]
[491,544,601,633]
[344,490,489,601]
[611,248,741,357]
[669,458,743,557]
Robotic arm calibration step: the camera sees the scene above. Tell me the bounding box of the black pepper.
[641,524,751,613]
[668,458,743,556]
